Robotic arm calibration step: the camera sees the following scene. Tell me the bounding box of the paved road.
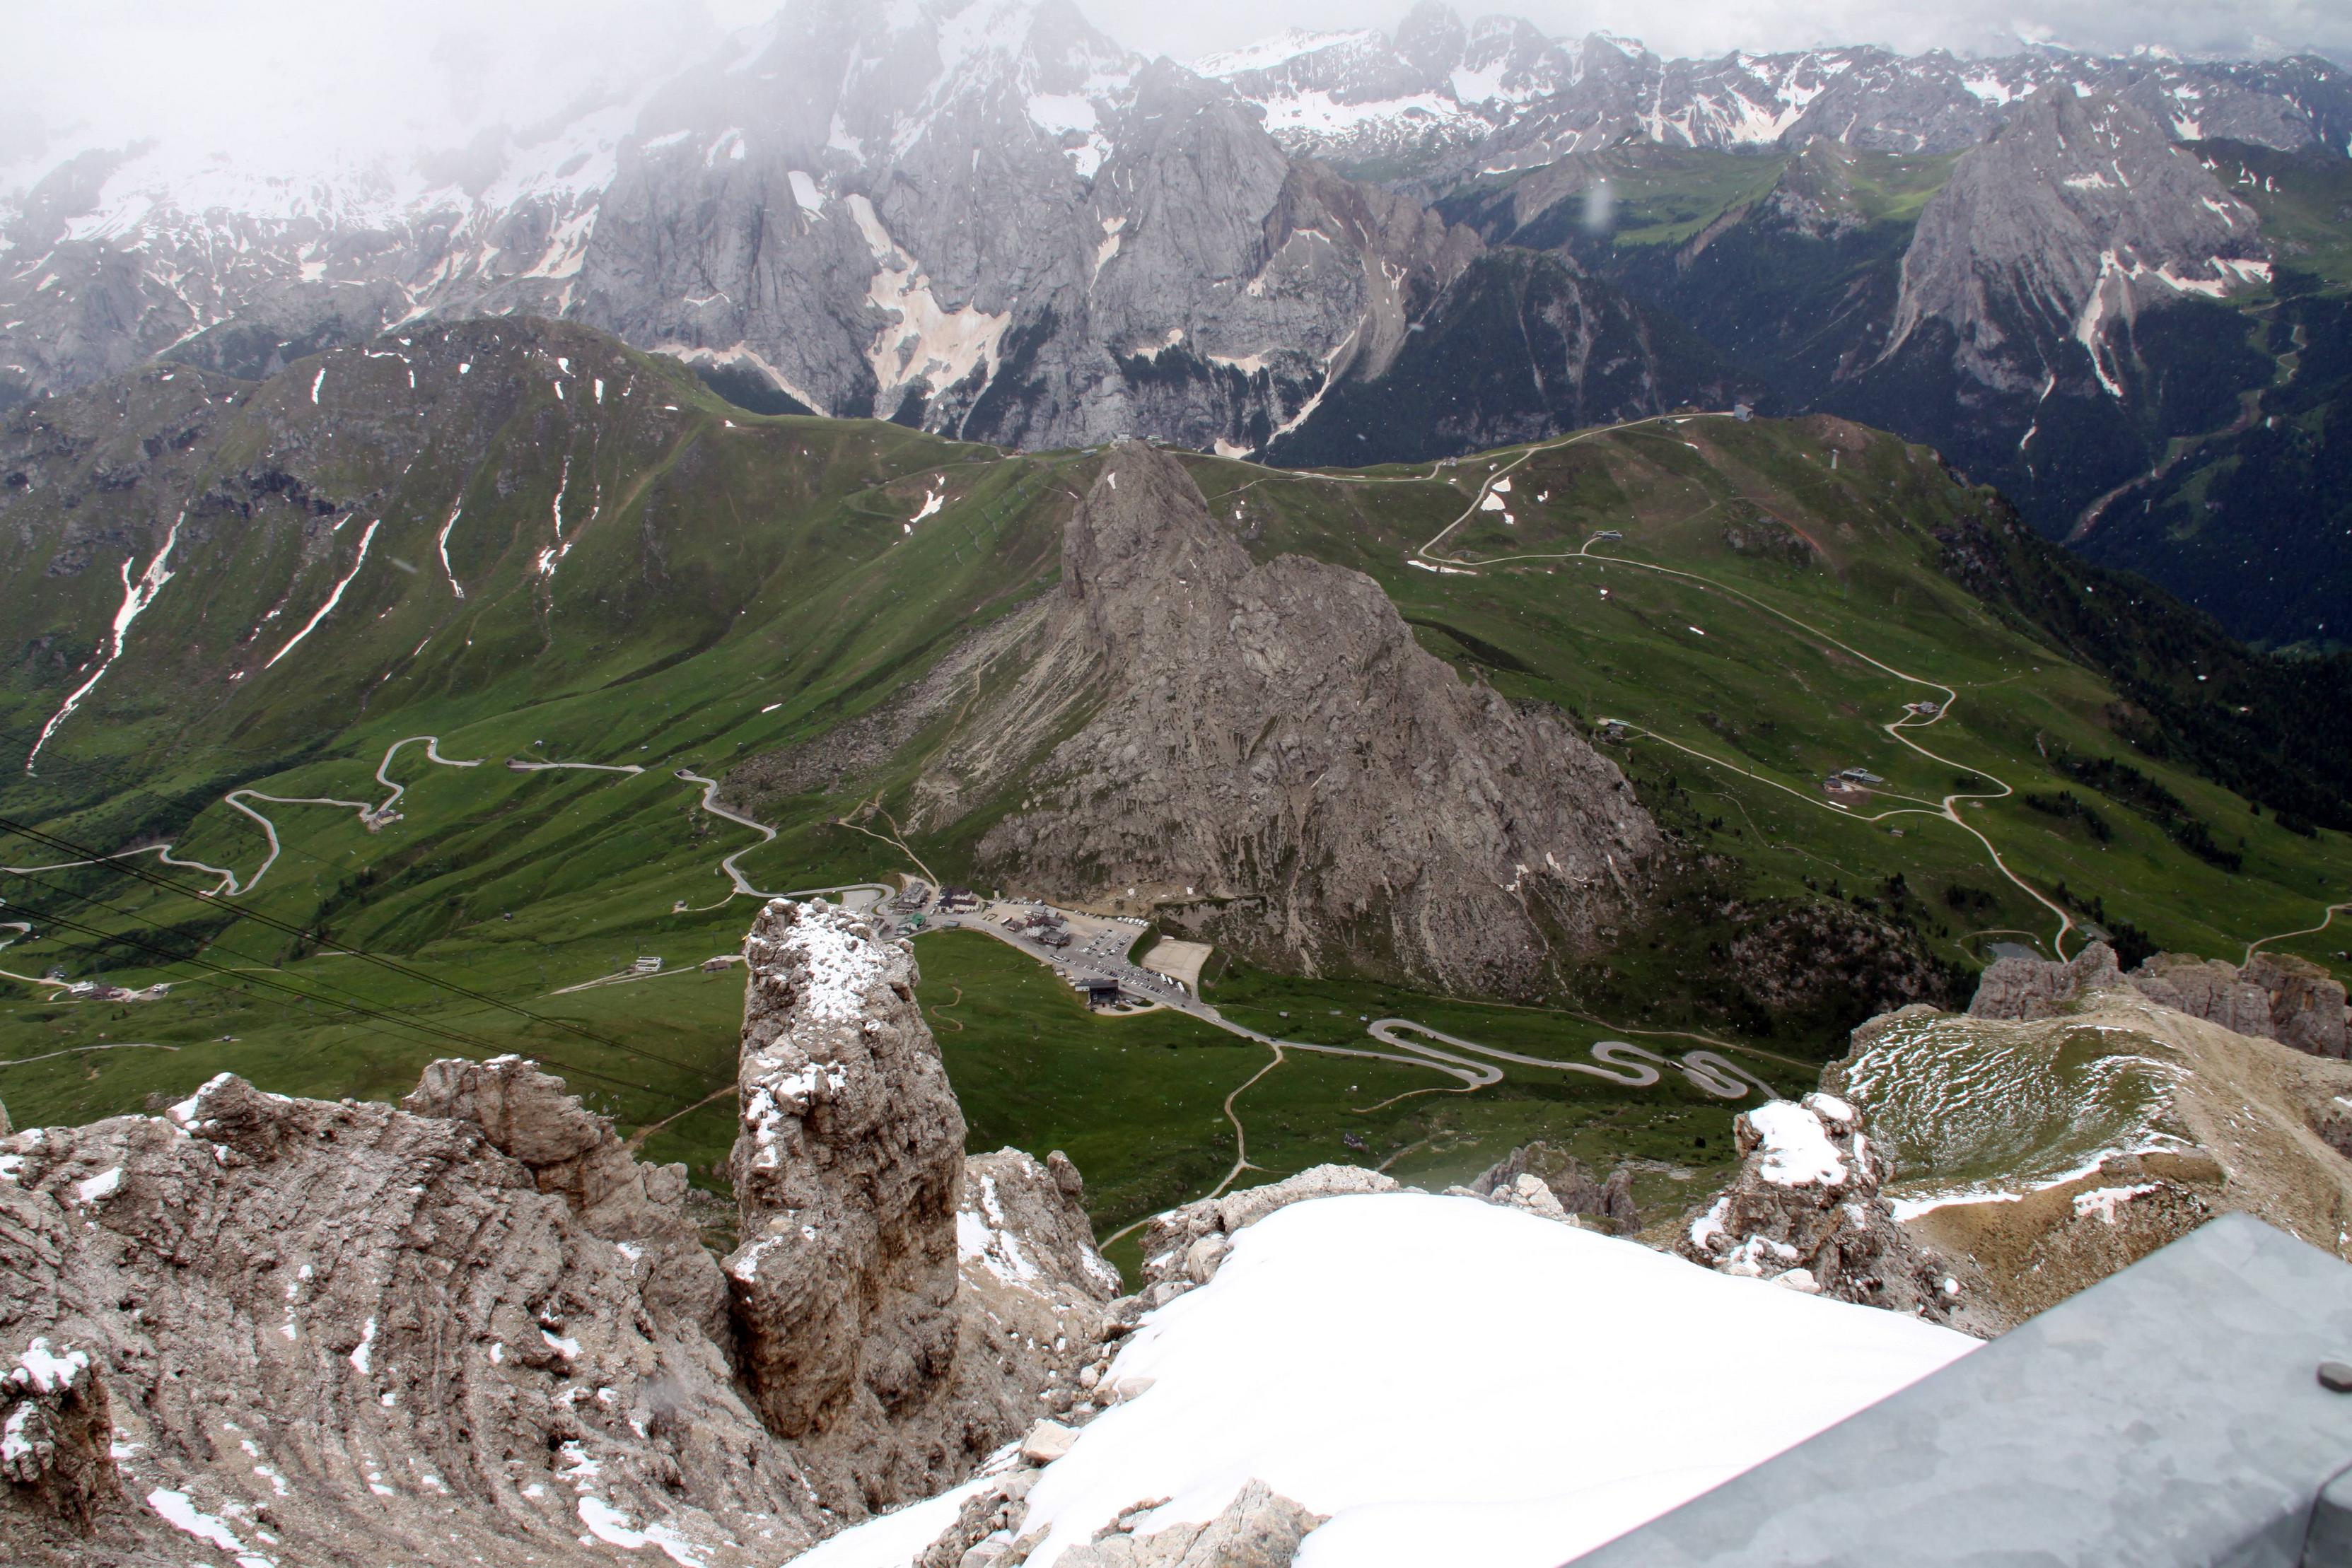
[1370,1019,1771,1099]
[916,908,1773,1102]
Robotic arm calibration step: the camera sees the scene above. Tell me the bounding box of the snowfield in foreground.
[805,1191,1976,1567]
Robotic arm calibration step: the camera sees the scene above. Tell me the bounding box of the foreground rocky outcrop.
[729,900,994,1507]
[1843,969,2352,1325]
[1464,1142,1641,1234]
[1128,1166,1405,1312]
[721,901,1119,1514]
[1676,1094,1981,1332]
[912,443,1661,997]
[1969,940,2349,1058]
[0,1060,813,1567]
[0,901,1112,1566]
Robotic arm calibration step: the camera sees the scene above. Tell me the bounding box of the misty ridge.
[4,0,2348,650]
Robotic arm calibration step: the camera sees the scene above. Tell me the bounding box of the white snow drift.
[813,1190,1974,1567]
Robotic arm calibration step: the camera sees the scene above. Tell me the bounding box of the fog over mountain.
[4,0,2348,640]
[6,0,2344,183]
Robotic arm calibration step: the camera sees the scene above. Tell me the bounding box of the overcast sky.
[4,0,2344,176]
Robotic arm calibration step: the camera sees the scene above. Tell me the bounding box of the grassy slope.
[1182,414,2348,971]
[3,334,2344,1247]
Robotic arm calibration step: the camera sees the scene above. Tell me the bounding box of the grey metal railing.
[1568,1212,2352,1567]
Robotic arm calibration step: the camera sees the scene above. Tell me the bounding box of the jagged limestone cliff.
[0,901,1114,1566]
[914,443,1660,997]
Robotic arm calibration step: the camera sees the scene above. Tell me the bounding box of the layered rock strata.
[0,1062,817,1567]
[0,902,1112,1564]
[918,443,1661,997]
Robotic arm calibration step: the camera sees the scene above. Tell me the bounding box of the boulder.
[2242,952,2349,1059]
[1051,1479,1325,1568]
[1021,1420,1079,1465]
[1679,1093,1971,1328]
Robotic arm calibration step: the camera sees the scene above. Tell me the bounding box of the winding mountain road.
[1404,472,2084,959]
[2247,903,2352,964]
[4,737,887,923]
[941,906,1776,1238]
[1368,1019,1772,1099]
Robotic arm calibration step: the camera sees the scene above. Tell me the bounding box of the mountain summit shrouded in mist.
[6,0,2346,637]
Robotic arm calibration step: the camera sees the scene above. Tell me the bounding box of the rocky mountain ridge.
[1200,6,2351,180]
[908,442,1663,995]
[1968,938,2348,1057]
[4,3,2343,500]
[4,0,1525,462]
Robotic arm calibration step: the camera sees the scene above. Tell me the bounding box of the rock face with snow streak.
[1881,88,2269,402]
[0,0,1483,464]
[919,444,1660,996]
[0,1065,826,1568]
[0,1340,118,1535]
[1679,1093,1972,1329]
[960,1148,1124,1310]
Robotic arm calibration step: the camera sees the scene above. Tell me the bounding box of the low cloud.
[1112,0,2350,64]
[3,0,2341,189]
